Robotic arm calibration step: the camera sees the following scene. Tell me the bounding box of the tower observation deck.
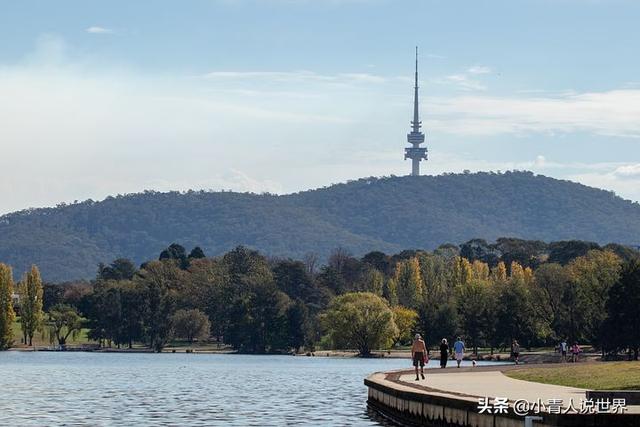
[404,46,428,176]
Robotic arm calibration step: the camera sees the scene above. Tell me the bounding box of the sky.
[1,0,639,214]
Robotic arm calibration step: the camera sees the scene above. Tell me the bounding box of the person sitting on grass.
[411,334,428,381]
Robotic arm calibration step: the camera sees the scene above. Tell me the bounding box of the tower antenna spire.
[404,46,428,176]
[413,45,420,133]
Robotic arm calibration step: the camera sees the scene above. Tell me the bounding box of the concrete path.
[400,370,586,403]
[395,368,640,414]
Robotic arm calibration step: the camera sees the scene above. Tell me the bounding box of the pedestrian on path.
[453,337,465,368]
[559,339,568,362]
[411,334,428,380]
[571,342,581,363]
[439,338,449,368]
[512,340,521,365]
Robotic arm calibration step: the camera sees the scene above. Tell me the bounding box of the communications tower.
[404,46,428,176]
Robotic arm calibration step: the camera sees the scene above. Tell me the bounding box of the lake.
[0,352,483,426]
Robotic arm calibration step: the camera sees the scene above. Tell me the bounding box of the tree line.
[1,238,639,359]
[3,171,640,283]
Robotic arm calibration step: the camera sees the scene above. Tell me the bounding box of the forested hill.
[2,171,640,282]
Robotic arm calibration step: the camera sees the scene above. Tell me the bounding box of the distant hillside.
[2,171,640,282]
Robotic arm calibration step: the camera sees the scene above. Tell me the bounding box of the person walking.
[453,337,465,368]
[571,342,581,363]
[439,338,449,368]
[512,340,521,365]
[560,339,568,362]
[411,334,428,380]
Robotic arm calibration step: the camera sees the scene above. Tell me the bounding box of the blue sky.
[1,0,639,214]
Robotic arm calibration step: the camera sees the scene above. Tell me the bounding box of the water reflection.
[0,352,481,426]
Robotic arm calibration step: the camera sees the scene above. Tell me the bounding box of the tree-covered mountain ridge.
[1,171,639,282]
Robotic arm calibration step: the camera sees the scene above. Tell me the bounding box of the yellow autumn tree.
[491,261,508,284]
[450,256,472,288]
[0,263,16,350]
[18,265,44,346]
[394,258,422,307]
[471,260,490,282]
[391,306,419,346]
[510,261,526,284]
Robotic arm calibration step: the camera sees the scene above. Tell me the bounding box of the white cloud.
[86,26,114,34]
[442,74,487,91]
[2,35,640,214]
[467,65,492,75]
[569,169,640,203]
[612,164,640,178]
[202,70,386,85]
[428,90,640,137]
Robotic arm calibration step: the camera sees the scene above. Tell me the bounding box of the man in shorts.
[411,333,427,380]
[453,337,465,368]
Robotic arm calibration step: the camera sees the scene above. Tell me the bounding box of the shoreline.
[7,346,590,364]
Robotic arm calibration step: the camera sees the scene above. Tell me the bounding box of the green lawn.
[11,318,92,347]
[506,362,640,390]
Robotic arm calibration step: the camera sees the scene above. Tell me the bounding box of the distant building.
[404,46,428,176]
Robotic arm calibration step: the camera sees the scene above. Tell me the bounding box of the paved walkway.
[392,366,640,414]
[400,370,586,402]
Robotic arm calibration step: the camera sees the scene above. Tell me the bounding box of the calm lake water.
[0,352,482,426]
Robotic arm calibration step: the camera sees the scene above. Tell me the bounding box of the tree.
[159,243,189,269]
[186,258,231,344]
[286,299,310,353]
[450,257,472,288]
[136,261,179,352]
[416,253,450,307]
[493,263,546,349]
[567,250,621,348]
[172,309,210,343]
[273,260,323,308]
[0,263,16,350]
[357,267,385,296]
[225,281,291,353]
[86,280,146,349]
[18,265,44,346]
[602,261,640,360]
[392,306,418,346]
[322,292,397,356]
[48,304,83,346]
[418,302,458,350]
[382,277,398,306]
[394,258,422,308]
[362,251,392,275]
[460,239,500,266]
[533,263,572,340]
[549,241,601,265]
[457,279,489,355]
[188,246,206,260]
[98,258,137,281]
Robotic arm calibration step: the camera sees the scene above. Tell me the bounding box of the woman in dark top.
[439,338,449,368]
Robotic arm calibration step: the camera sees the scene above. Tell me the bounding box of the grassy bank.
[11,318,92,347]
[506,361,640,390]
